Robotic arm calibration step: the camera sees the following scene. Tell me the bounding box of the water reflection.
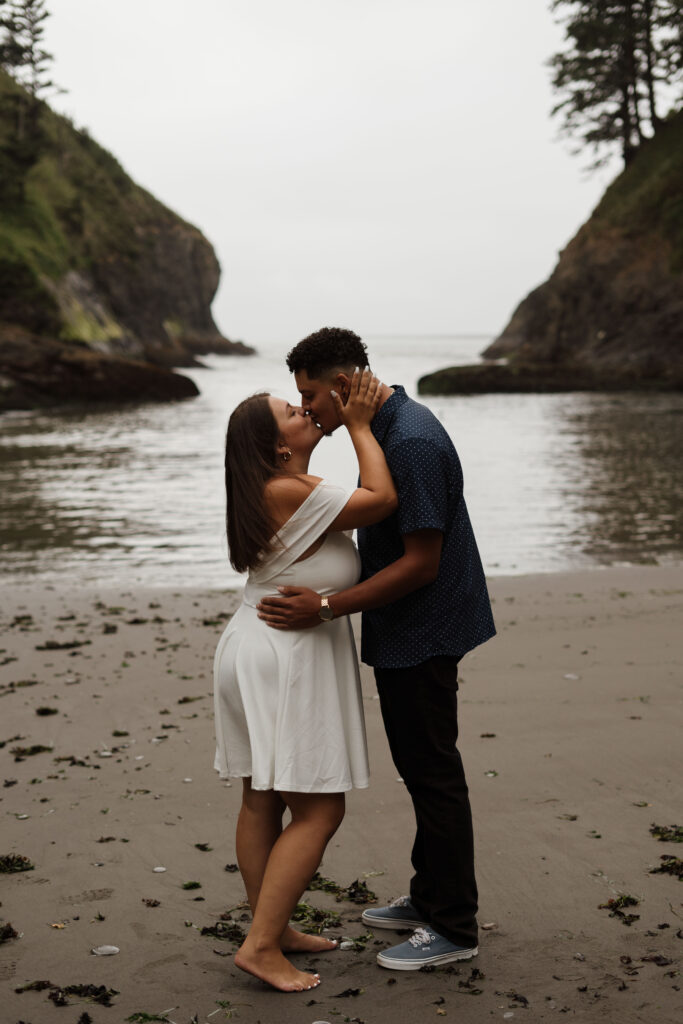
[565,396,682,564]
[0,397,227,584]
[0,339,681,587]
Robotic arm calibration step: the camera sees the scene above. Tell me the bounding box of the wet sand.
[0,566,681,1023]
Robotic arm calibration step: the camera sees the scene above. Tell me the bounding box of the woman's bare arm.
[327,369,397,531]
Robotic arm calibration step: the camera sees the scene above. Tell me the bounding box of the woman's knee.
[284,792,345,838]
[241,779,286,819]
[325,794,346,835]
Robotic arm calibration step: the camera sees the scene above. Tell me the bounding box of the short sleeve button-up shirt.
[357,386,496,669]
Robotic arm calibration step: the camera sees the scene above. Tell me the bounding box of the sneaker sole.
[360,911,428,931]
[376,945,478,971]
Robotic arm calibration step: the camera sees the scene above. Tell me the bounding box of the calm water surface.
[1,335,681,589]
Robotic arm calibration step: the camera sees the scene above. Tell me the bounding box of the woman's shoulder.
[264,474,323,522]
[264,473,322,499]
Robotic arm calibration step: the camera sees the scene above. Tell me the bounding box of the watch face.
[319,602,334,621]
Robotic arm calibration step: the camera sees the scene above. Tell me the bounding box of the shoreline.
[4,555,683,597]
[1,565,681,1023]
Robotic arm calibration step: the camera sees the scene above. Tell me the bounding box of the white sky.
[44,0,616,346]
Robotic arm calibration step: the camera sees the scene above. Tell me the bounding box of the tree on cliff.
[0,0,53,97]
[549,1,683,167]
[0,1,26,71]
[0,0,54,204]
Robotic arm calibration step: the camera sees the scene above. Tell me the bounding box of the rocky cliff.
[0,71,252,411]
[419,110,683,395]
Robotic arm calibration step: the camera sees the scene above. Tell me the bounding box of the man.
[257,326,496,970]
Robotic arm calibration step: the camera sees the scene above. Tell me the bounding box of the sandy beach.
[1,566,681,1024]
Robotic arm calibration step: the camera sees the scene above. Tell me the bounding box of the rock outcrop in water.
[419,110,683,395]
[0,70,252,411]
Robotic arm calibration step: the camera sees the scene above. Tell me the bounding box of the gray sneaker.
[361,895,428,931]
[376,926,478,970]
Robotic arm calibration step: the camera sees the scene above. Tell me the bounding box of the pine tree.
[0,0,27,73]
[0,0,53,96]
[549,1,683,168]
[0,1,54,202]
[657,0,683,88]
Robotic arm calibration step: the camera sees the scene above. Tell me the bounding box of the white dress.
[213,480,369,793]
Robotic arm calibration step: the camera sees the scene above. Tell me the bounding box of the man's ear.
[334,371,352,402]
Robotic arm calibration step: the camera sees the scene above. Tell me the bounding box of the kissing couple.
[213,326,495,992]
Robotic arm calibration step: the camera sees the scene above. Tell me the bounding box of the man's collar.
[371,385,407,443]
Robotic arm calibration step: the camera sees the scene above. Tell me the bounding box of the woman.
[214,368,396,993]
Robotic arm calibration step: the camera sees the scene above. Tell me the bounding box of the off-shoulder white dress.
[213,480,369,793]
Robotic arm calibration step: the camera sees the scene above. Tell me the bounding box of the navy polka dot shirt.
[357,386,496,669]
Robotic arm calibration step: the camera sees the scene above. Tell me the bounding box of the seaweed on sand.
[0,853,34,873]
[15,981,118,1006]
[125,1014,173,1023]
[650,854,683,879]
[35,639,91,650]
[0,923,19,944]
[456,966,485,993]
[10,744,52,760]
[201,612,232,626]
[650,823,683,843]
[499,990,529,1006]
[15,980,54,993]
[306,872,377,904]
[598,894,641,925]
[63,983,119,1006]
[641,953,674,966]
[307,871,340,894]
[54,754,88,767]
[0,680,40,697]
[291,902,342,933]
[0,733,24,748]
[200,920,246,942]
[338,879,377,904]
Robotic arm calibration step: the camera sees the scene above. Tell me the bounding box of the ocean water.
[1,335,681,589]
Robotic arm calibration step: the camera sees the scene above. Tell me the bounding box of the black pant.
[374,655,478,947]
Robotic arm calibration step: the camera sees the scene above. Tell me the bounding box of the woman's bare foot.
[281,926,338,954]
[235,944,321,992]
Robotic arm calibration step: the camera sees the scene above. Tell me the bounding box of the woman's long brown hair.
[224,393,282,572]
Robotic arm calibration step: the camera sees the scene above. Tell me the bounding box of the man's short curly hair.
[286,327,369,378]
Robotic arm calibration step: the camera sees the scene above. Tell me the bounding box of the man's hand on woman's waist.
[257,530,443,631]
[257,587,324,630]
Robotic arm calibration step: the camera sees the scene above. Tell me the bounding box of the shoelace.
[389,895,411,908]
[409,927,435,947]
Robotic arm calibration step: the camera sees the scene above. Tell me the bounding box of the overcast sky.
[45,0,616,346]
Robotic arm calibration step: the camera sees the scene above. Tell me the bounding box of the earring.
[281,448,292,462]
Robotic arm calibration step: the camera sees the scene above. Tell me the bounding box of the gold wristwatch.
[318,596,334,621]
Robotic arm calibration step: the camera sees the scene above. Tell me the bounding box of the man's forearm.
[257,529,442,631]
[329,552,435,619]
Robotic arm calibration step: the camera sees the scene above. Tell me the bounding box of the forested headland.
[0,1,250,412]
[420,0,683,395]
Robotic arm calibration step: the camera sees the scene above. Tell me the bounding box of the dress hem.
[214,769,369,793]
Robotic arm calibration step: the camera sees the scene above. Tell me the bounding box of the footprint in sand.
[60,887,114,904]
